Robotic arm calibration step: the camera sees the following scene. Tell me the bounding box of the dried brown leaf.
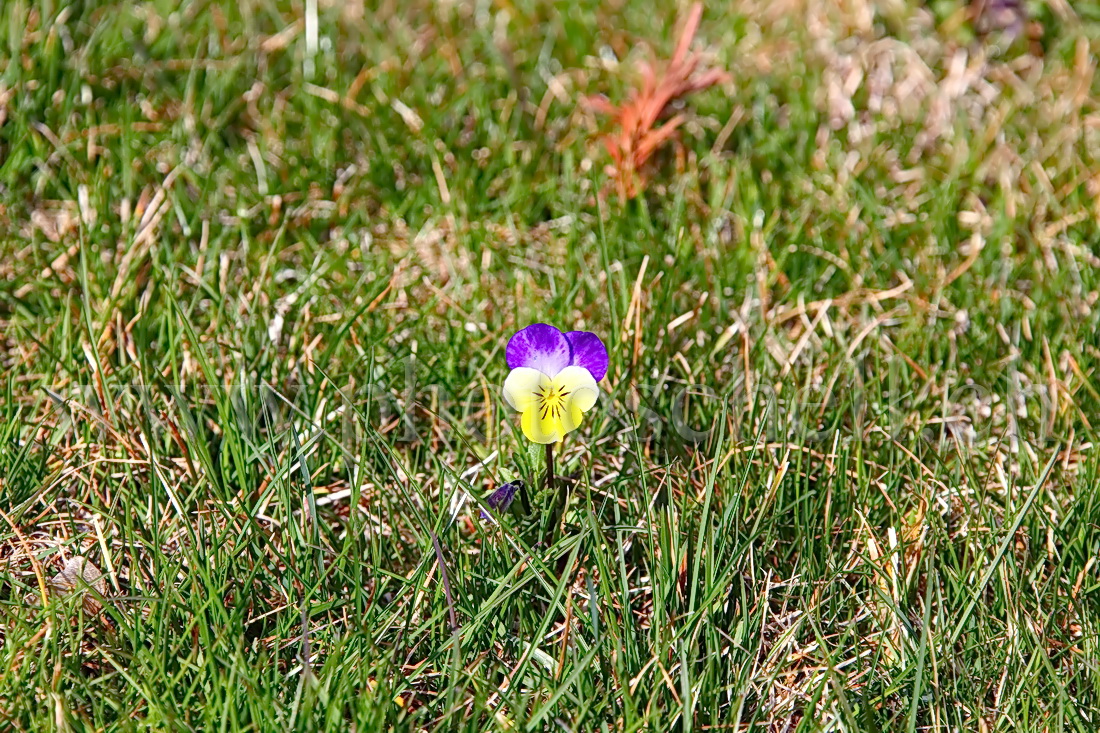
[50,556,108,616]
[585,2,730,200]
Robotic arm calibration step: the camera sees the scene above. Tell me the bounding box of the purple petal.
[506,324,570,376]
[480,480,523,519]
[565,331,609,382]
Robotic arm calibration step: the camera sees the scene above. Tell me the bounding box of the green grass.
[2,0,1100,730]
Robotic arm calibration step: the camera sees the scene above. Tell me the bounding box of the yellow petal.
[553,366,599,413]
[503,367,549,412]
[521,406,564,444]
[567,402,588,433]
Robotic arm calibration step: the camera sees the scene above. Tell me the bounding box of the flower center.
[537,384,570,420]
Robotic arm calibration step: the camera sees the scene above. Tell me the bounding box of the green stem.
[545,442,555,496]
[547,441,568,543]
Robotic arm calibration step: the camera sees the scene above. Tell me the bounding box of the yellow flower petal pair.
[502,366,600,444]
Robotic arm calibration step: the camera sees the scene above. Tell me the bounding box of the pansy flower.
[502,323,608,444]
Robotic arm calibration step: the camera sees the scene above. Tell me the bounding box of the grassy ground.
[2,0,1100,730]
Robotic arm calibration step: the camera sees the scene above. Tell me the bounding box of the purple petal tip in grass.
[480,480,524,519]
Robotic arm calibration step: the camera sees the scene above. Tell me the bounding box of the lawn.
[2,0,1100,730]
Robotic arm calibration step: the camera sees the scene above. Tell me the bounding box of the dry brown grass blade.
[585,2,729,200]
